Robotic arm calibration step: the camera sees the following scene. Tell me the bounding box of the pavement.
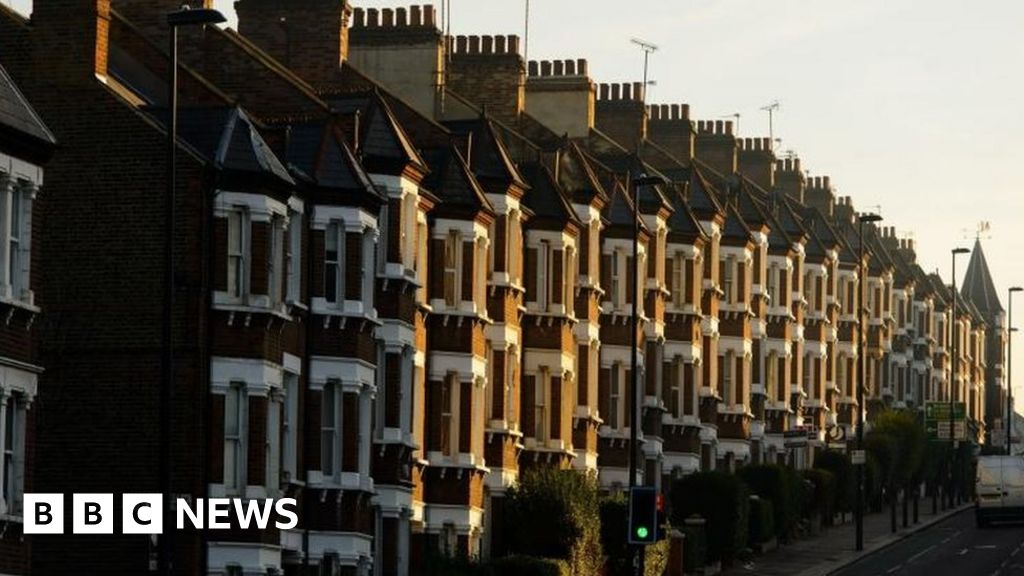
[724,500,974,576]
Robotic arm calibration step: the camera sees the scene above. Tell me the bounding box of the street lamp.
[629,173,665,575]
[162,6,226,576]
[949,247,970,508]
[855,212,882,552]
[1008,287,1022,455]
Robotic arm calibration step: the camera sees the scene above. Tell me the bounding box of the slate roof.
[0,63,56,162]
[961,239,1003,318]
[175,106,294,192]
[283,120,384,202]
[519,162,579,228]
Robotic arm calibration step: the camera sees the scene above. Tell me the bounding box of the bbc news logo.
[23,494,298,534]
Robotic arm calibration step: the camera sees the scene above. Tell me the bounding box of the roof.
[174,106,294,192]
[961,239,1003,318]
[0,62,56,162]
[283,119,384,203]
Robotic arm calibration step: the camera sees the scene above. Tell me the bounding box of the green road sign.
[925,401,966,421]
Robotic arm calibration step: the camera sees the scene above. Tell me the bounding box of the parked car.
[976,455,1024,527]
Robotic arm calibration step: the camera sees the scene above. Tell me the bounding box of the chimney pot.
[578,59,588,76]
[762,137,771,150]
[469,35,481,53]
[410,5,422,26]
[682,104,690,119]
[483,36,495,53]
[553,60,564,75]
[794,159,801,172]
[633,82,644,101]
[823,176,831,189]
[541,61,552,76]
[507,35,520,54]
[776,160,785,171]
[353,7,365,27]
[670,104,680,120]
[648,106,658,120]
[423,5,437,27]
[564,59,575,75]
[381,8,394,27]
[529,61,539,76]
[600,84,610,99]
[367,8,380,26]
[455,35,467,53]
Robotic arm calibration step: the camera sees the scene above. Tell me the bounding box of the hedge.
[815,450,854,514]
[599,494,629,575]
[680,522,707,573]
[748,496,775,546]
[801,468,837,524]
[670,471,749,562]
[737,464,801,541]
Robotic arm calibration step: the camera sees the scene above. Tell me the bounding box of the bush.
[748,496,775,546]
[422,555,488,576]
[801,469,837,523]
[669,471,749,563]
[599,494,629,575]
[504,468,602,576]
[489,556,570,576]
[737,464,801,541]
[815,450,853,513]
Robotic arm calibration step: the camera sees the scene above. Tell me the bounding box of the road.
[833,509,1024,576]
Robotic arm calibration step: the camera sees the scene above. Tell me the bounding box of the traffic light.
[628,486,658,545]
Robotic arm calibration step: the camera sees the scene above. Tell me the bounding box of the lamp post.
[949,247,969,508]
[163,7,226,575]
[1008,287,1022,455]
[630,173,665,575]
[855,212,882,552]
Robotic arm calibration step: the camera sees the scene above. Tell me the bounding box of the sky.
[7,0,1024,406]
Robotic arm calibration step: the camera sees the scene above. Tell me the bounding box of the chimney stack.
[804,173,836,217]
[34,0,112,83]
[773,157,805,203]
[647,103,693,161]
[737,136,776,190]
[594,82,648,150]
[694,118,738,176]
[526,58,595,139]
[235,0,354,86]
[346,4,445,119]
[445,34,526,125]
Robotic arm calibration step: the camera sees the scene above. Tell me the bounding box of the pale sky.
[8,0,1024,406]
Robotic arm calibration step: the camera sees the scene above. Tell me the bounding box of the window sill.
[214,300,294,323]
[0,296,39,315]
[0,513,22,523]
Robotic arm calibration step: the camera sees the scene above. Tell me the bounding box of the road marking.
[958,548,969,556]
[976,545,999,550]
[907,545,936,564]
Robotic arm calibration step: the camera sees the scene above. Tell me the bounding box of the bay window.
[286,208,302,302]
[320,380,340,478]
[281,372,298,482]
[443,231,461,306]
[0,177,32,303]
[268,216,285,306]
[266,391,281,494]
[324,222,343,304]
[609,363,622,429]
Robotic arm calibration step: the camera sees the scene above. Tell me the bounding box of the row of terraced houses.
[0,0,1011,574]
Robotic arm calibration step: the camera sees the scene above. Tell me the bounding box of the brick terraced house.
[0,0,1005,574]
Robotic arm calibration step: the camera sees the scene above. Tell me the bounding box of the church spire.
[961,238,1003,318]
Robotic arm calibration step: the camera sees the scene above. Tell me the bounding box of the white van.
[976,455,1024,527]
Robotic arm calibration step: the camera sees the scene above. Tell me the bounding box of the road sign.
[925,402,967,440]
[851,449,866,465]
[925,401,966,421]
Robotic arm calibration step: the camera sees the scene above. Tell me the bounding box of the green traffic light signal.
[636,526,649,539]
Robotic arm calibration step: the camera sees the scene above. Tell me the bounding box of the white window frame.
[1,393,25,516]
[282,372,298,482]
[441,373,458,457]
[722,353,734,406]
[506,347,519,429]
[268,215,285,306]
[223,382,247,495]
[324,221,346,305]
[266,390,281,495]
[767,352,778,404]
[537,240,550,311]
[535,367,550,442]
[609,363,622,429]
[723,257,735,304]
[444,231,462,306]
[286,208,302,303]
[320,379,342,480]
[227,207,250,300]
[672,252,685,309]
[610,250,622,309]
